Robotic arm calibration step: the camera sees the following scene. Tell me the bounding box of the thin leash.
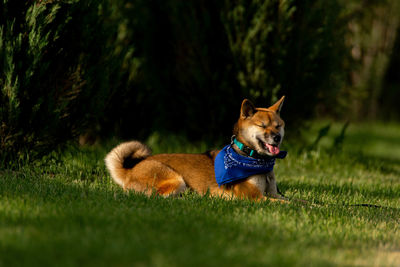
[230,135,393,210]
[277,186,394,209]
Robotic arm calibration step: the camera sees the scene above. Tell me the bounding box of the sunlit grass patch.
[0,122,399,266]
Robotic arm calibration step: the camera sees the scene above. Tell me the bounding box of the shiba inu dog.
[105,96,287,202]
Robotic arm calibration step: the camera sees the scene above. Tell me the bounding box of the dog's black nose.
[273,134,281,143]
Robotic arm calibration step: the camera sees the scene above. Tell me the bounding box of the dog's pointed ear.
[269,96,285,114]
[240,99,256,119]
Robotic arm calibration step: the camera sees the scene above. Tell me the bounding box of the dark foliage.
[0,0,121,163]
[2,0,398,164]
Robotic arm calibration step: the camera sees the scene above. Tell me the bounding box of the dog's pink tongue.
[266,144,280,155]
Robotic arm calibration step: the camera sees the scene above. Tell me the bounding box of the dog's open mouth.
[258,139,280,155]
[266,144,280,155]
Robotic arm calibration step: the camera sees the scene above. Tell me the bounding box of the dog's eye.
[256,124,266,128]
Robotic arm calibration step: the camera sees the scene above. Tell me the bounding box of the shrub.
[1,0,353,165]
[0,0,126,165]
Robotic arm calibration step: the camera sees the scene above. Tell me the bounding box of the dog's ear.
[240,99,256,119]
[269,95,285,114]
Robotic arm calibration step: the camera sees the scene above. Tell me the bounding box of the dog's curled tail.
[105,141,152,187]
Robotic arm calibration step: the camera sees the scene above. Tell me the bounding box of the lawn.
[0,121,399,266]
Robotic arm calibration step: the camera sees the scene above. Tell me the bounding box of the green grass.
[1,122,400,266]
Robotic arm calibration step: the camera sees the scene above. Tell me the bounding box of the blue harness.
[214,144,287,186]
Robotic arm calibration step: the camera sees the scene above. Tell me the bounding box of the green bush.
[103,0,350,139]
[0,0,128,164]
[1,0,353,164]
[223,0,348,123]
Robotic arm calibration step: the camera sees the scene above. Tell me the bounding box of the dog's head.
[234,96,285,157]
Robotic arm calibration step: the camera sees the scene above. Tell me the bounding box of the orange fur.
[105,97,288,202]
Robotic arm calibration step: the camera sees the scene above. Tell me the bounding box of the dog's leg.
[156,178,187,196]
[262,196,289,204]
[209,180,263,200]
[124,160,187,197]
[232,180,265,200]
[265,172,312,205]
[210,180,289,203]
[265,171,288,200]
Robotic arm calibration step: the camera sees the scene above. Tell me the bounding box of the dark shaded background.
[1,0,400,163]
